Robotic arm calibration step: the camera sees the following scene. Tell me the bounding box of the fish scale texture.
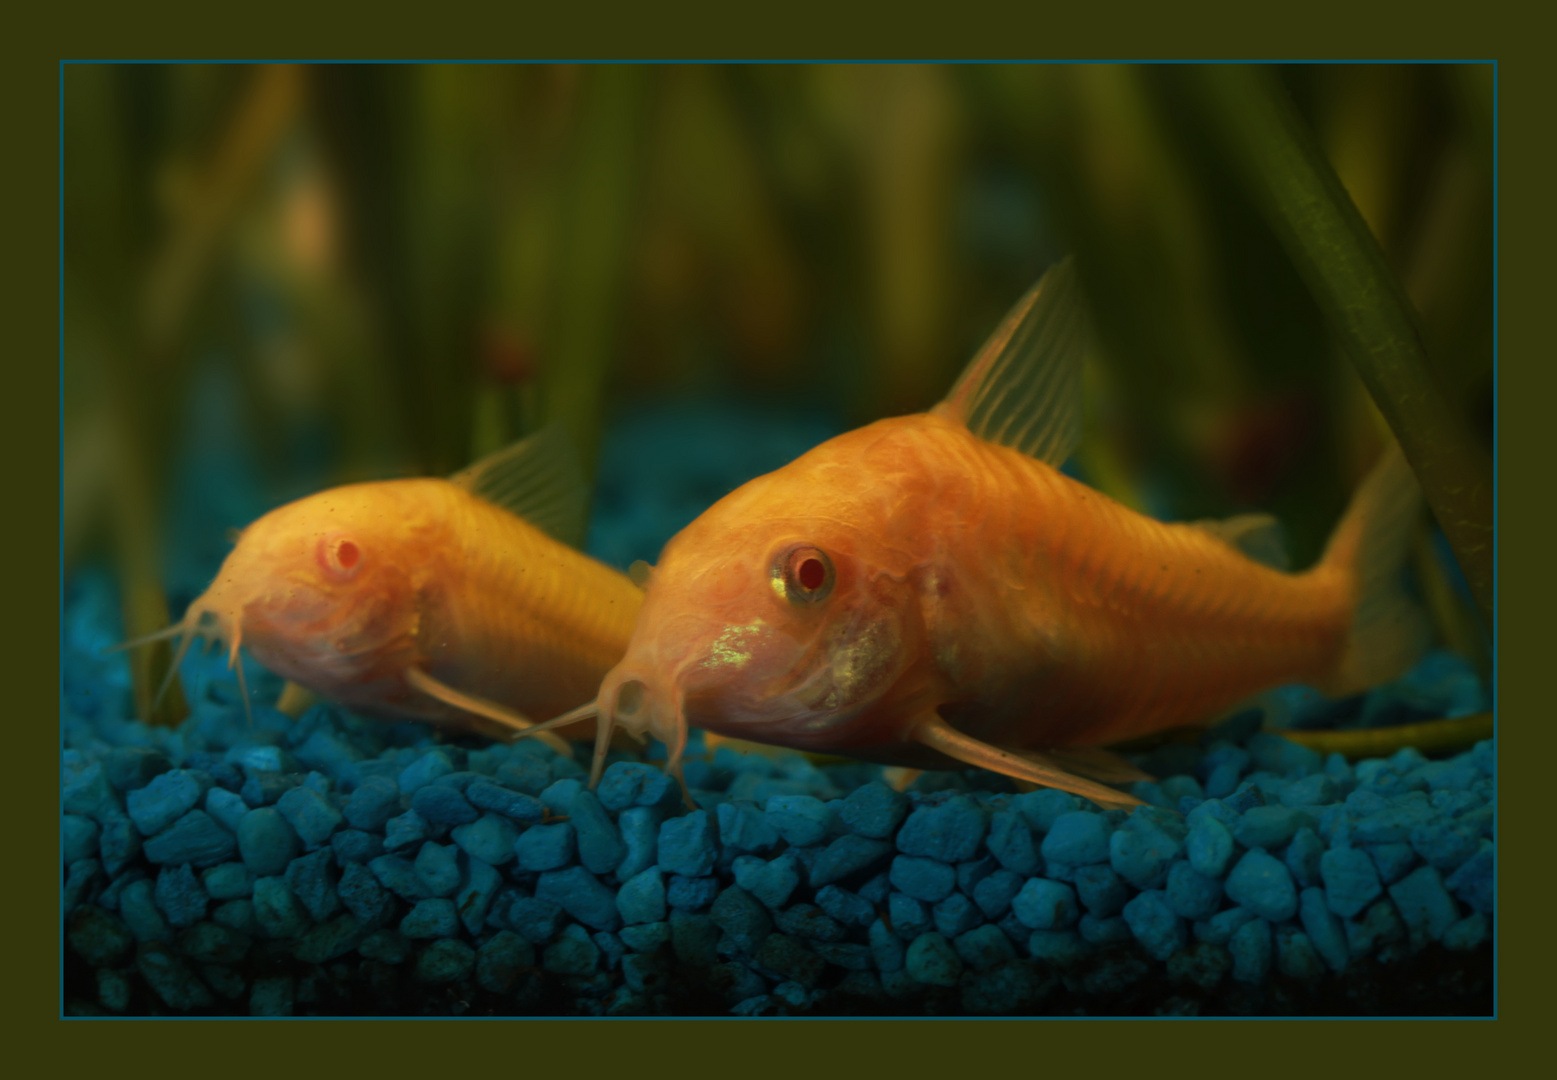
[63,565,1492,1016]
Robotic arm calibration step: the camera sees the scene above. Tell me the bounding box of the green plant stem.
[1183,64,1494,633]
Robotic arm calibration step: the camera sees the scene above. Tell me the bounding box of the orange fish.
[529,260,1429,808]
[123,429,644,749]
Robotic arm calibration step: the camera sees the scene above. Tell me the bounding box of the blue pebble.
[1012,788,1082,832]
[776,903,846,942]
[398,749,454,795]
[103,746,172,792]
[1233,806,1313,850]
[657,810,719,877]
[1186,814,1235,879]
[1072,863,1130,918]
[733,853,803,910]
[619,921,671,953]
[202,862,252,901]
[972,868,1025,919]
[382,810,430,853]
[410,784,479,827]
[816,885,876,929]
[617,867,667,925]
[1247,732,1322,775]
[1345,898,1407,960]
[1040,809,1114,871]
[285,847,341,921]
[275,786,344,850]
[330,828,384,866]
[462,781,546,826]
[708,885,774,955]
[615,807,662,880]
[495,755,552,796]
[1070,914,1126,947]
[536,866,621,931]
[251,875,309,939]
[539,778,583,815]
[890,855,957,903]
[1443,912,1489,952]
[1284,827,1325,888]
[1280,773,1337,807]
[368,854,430,901]
[596,761,649,811]
[127,770,207,836]
[142,810,236,867]
[1299,887,1349,972]
[1367,842,1418,885]
[63,761,118,818]
[931,891,984,938]
[342,777,401,832]
[515,822,576,873]
[237,808,300,877]
[1223,783,1266,815]
[293,729,362,786]
[451,813,519,866]
[569,790,627,876]
[1275,926,1325,980]
[1204,761,1244,799]
[905,932,962,986]
[869,918,904,972]
[456,858,503,935]
[889,892,932,940]
[955,855,998,896]
[401,897,460,938]
[225,744,294,774]
[505,895,566,944]
[808,834,894,888]
[1444,842,1493,914]
[1229,917,1272,983]
[594,930,627,971]
[205,788,249,835]
[1409,822,1481,873]
[895,795,988,864]
[717,800,782,854]
[1165,861,1224,920]
[154,864,209,928]
[1186,797,1239,830]
[337,862,393,927]
[1353,801,1436,844]
[857,871,891,905]
[1225,849,1298,922]
[764,795,833,847]
[413,841,461,898]
[1012,878,1079,930]
[954,924,1016,970]
[839,782,909,839]
[1194,905,1256,946]
[667,875,721,910]
[1127,890,1183,964]
[1320,846,1382,918]
[1026,928,1088,966]
[119,878,173,943]
[986,810,1040,875]
[1388,865,1460,943]
[1109,808,1185,889]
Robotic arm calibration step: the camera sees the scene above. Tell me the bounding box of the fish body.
[551,260,1427,806]
[147,430,644,741]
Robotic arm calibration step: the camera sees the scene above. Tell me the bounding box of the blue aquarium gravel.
[63,525,1493,1016]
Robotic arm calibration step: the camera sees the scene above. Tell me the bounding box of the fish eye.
[318,534,363,580]
[772,545,835,606]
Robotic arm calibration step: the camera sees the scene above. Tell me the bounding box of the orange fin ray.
[913,713,1143,811]
[1042,746,1156,786]
[404,667,573,756]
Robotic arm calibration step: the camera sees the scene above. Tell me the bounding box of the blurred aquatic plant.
[1181,64,1494,632]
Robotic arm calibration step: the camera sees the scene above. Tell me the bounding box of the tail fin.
[1314,441,1433,697]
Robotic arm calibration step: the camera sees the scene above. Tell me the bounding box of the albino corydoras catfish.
[524,259,1429,808]
[123,428,643,748]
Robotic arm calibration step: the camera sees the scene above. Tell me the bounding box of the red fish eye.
[798,557,825,591]
[336,540,360,569]
[774,545,835,605]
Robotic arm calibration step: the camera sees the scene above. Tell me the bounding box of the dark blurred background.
[61,64,1494,724]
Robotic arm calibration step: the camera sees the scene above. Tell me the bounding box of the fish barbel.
[525,259,1429,808]
[121,428,643,747]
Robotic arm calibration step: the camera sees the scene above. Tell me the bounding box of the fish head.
[181,482,435,690]
[590,440,930,769]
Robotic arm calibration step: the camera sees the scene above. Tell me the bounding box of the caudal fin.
[1315,441,1433,697]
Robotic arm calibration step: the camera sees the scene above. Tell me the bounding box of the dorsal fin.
[448,425,588,548]
[1189,512,1291,571]
[932,257,1089,467]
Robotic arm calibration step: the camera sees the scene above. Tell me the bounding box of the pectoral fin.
[912,713,1143,810]
[404,667,573,756]
[1043,746,1155,786]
